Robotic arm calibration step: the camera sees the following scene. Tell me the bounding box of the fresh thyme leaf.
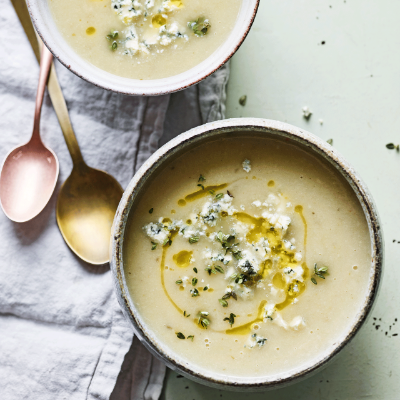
[197,184,205,190]
[197,311,210,328]
[232,250,242,260]
[327,138,333,145]
[214,265,224,274]
[106,30,119,40]
[386,143,400,151]
[187,335,194,341]
[188,17,211,37]
[151,242,157,250]
[222,293,231,300]
[183,311,186,316]
[215,193,224,200]
[203,286,208,291]
[198,174,206,182]
[311,277,317,285]
[224,313,236,327]
[149,208,154,214]
[191,288,200,297]
[163,238,172,247]
[111,41,118,51]
[231,291,238,301]
[193,267,198,273]
[176,280,183,285]
[312,263,329,282]
[192,277,198,286]
[239,95,247,106]
[219,299,228,307]
[209,189,215,195]
[189,235,199,244]
[227,190,234,198]
[176,332,185,339]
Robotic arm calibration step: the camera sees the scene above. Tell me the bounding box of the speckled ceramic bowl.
[110,118,383,391]
[27,0,259,96]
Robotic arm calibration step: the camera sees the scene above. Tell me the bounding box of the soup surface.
[48,0,241,79]
[123,134,371,378]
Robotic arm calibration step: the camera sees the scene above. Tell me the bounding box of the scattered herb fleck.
[151,242,157,250]
[203,286,209,291]
[215,193,224,200]
[189,235,200,244]
[239,95,247,106]
[219,299,229,307]
[312,263,329,284]
[176,332,185,339]
[197,311,210,328]
[188,17,211,36]
[205,265,224,275]
[191,288,200,297]
[192,277,198,286]
[176,280,183,285]
[187,335,194,341]
[227,190,234,198]
[327,139,333,145]
[163,238,172,247]
[197,184,205,190]
[386,143,400,151]
[198,174,206,182]
[149,208,153,214]
[224,313,236,327]
[208,189,215,195]
[193,267,198,273]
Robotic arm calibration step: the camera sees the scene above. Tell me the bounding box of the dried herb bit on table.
[386,143,400,151]
[197,311,210,329]
[188,17,211,36]
[327,139,333,145]
[224,313,236,327]
[311,263,329,284]
[239,95,247,106]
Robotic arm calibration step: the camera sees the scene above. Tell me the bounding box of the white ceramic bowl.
[27,0,259,95]
[110,118,383,391]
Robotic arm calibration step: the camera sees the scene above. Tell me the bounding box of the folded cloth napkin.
[0,1,230,399]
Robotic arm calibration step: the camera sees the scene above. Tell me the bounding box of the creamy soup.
[123,134,371,378]
[48,0,241,79]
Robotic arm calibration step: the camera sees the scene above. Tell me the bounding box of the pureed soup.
[48,0,241,80]
[123,133,371,378]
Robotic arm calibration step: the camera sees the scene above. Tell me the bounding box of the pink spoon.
[0,45,59,223]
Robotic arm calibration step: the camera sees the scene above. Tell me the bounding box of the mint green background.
[162,1,400,398]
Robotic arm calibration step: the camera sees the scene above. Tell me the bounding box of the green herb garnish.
[188,17,211,37]
[151,242,157,250]
[312,263,329,284]
[106,30,119,40]
[215,193,224,200]
[224,313,236,327]
[198,174,206,182]
[209,189,215,195]
[203,286,209,291]
[197,311,210,329]
[193,267,198,273]
[239,95,247,106]
[183,311,191,317]
[192,277,198,286]
[189,235,199,244]
[163,238,172,247]
[187,335,194,341]
[386,143,400,151]
[197,184,205,190]
[149,208,153,214]
[191,288,200,297]
[227,190,234,198]
[219,299,228,307]
[176,332,185,339]
[176,280,183,285]
[327,139,333,145]
[205,265,224,275]
[222,291,237,301]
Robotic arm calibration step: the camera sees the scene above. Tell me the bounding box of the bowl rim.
[110,118,383,390]
[26,0,260,96]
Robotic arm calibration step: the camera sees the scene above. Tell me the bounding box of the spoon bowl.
[0,140,58,222]
[57,164,123,264]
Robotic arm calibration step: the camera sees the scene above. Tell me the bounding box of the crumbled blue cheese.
[242,159,252,173]
[248,334,267,349]
[143,222,169,244]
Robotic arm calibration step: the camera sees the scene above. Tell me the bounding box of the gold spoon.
[12,0,123,264]
[0,43,59,223]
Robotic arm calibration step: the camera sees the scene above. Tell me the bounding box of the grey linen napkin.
[0,1,230,399]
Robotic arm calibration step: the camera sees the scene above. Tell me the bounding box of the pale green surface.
[162,1,400,399]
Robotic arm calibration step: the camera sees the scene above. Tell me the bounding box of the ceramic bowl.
[27,0,259,96]
[110,118,383,391]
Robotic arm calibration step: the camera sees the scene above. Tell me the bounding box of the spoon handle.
[11,0,84,166]
[31,45,53,143]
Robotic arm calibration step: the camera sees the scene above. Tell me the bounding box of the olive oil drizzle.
[160,231,183,314]
[180,183,228,204]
